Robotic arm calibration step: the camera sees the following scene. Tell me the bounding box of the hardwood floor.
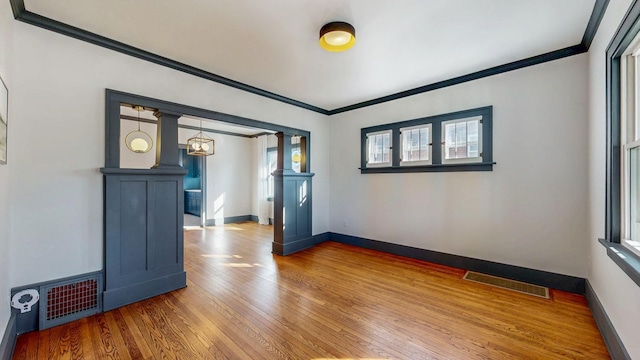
[13,222,609,359]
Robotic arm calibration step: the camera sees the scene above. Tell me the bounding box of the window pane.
[630,147,640,241]
[368,132,391,165]
[402,127,430,163]
[467,120,479,158]
[445,119,480,160]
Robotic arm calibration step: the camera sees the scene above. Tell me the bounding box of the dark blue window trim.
[602,0,640,286]
[360,106,493,173]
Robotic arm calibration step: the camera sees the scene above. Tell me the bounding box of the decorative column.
[272,132,315,255]
[152,110,182,169]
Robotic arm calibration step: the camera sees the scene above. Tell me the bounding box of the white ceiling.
[28,0,595,110]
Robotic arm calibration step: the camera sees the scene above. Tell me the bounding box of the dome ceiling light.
[319,21,356,52]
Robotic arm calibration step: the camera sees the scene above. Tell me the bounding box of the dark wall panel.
[119,181,148,275]
[154,180,179,268]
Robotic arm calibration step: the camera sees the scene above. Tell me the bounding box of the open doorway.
[179,146,204,228]
[102,89,313,310]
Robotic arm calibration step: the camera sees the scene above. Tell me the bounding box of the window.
[266,143,303,200]
[365,130,392,167]
[400,125,432,166]
[602,0,640,286]
[266,147,277,200]
[619,35,640,258]
[360,106,493,173]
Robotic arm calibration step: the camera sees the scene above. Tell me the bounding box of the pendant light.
[187,119,215,156]
[125,105,153,153]
[319,22,356,52]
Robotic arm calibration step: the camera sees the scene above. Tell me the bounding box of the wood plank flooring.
[13,222,610,359]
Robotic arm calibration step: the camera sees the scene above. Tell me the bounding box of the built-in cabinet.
[184,190,201,216]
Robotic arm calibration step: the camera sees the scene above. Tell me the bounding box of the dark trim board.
[120,115,266,139]
[103,271,187,312]
[598,238,640,287]
[273,233,331,256]
[328,232,586,294]
[0,314,17,360]
[204,215,253,226]
[10,0,609,115]
[250,215,274,225]
[329,45,586,115]
[11,8,327,115]
[586,280,631,360]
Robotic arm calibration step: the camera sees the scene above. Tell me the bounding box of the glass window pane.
[445,119,480,160]
[630,147,640,241]
[368,132,391,165]
[402,127,430,163]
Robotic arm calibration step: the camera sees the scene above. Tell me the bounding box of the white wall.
[588,0,640,357]
[9,20,330,288]
[120,122,255,223]
[329,54,590,278]
[0,0,13,342]
[186,132,254,223]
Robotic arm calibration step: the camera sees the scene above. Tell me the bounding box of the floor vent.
[463,271,549,299]
[39,273,103,330]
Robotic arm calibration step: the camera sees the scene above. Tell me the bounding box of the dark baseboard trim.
[328,232,585,294]
[250,215,273,225]
[273,232,330,256]
[103,271,187,312]
[205,215,254,226]
[0,314,17,360]
[585,280,631,360]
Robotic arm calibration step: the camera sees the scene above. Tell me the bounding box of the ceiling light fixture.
[187,119,215,156]
[319,21,356,52]
[125,105,153,153]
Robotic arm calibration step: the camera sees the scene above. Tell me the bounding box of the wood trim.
[103,271,187,312]
[10,0,609,115]
[585,280,631,360]
[0,314,17,360]
[204,215,253,226]
[329,232,586,294]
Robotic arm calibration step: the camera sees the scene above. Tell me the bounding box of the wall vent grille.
[39,273,103,330]
[463,271,550,299]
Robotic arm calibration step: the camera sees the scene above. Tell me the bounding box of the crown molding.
[11,0,608,115]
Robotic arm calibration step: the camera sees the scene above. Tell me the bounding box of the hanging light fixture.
[319,21,356,52]
[125,105,153,153]
[291,135,301,163]
[187,119,215,156]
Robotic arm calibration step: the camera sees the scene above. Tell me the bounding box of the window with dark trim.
[602,0,640,287]
[360,106,494,173]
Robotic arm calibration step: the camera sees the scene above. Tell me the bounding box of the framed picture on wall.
[0,74,7,165]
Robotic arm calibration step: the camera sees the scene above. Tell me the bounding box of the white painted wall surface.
[9,21,330,287]
[177,130,254,223]
[0,0,13,343]
[588,0,640,357]
[329,54,590,278]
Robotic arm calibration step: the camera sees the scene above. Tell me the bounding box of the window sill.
[359,162,495,174]
[598,238,640,287]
